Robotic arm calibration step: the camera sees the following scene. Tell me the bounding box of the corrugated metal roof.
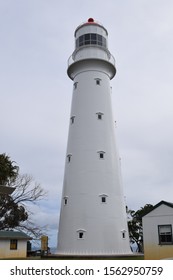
[0,230,32,240]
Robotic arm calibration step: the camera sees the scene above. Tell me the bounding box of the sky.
[1,0,173,247]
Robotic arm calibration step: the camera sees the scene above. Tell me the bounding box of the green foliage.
[0,153,19,186]
[0,194,28,229]
[0,153,46,238]
[128,204,154,252]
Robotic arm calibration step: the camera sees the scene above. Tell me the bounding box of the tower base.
[57,249,132,256]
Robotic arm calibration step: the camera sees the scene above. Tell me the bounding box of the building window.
[70,116,75,124]
[99,194,108,203]
[10,239,18,250]
[76,33,107,48]
[100,153,104,159]
[63,197,68,205]
[67,154,72,163]
[95,78,101,85]
[77,230,85,239]
[79,232,84,239]
[96,112,103,120]
[121,230,126,239]
[74,82,78,89]
[98,151,105,159]
[158,225,173,245]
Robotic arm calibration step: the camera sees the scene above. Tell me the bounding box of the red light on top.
[88,18,94,23]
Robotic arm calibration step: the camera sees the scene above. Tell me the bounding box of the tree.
[0,153,46,238]
[127,204,154,252]
[0,153,19,186]
[0,194,28,230]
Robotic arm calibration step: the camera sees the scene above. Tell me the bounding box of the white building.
[57,18,131,255]
[142,200,173,259]
[0,230,32,259]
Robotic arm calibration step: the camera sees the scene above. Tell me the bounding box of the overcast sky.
[1,0,173,247]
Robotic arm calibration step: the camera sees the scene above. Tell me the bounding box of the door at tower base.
[57,18,131,255]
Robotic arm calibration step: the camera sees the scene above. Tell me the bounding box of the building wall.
[0,240,27,259]
[57,68,131,255]
[143,204,173,260]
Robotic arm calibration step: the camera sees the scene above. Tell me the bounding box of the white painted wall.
[57,20,131,255]
[143,204,173,259]
[0,240,27,259]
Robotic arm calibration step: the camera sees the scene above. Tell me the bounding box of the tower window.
[77,229,86,239]
[67,154,72,163]
[99,194,108,203]
[121,229,126,239]
[76,33,107,48]
[96,112,104,120]
[70,116,75,124]
[98,151,105,159]
[79,232,84,239]
[95,78,101,85]
[74,82,78,89]
[91,33,97,44]
[100,153,104,159]
[63,197,68,205]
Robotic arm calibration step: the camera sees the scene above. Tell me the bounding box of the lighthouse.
[57,18,131,255]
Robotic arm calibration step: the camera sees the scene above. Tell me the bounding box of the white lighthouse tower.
[57,18,131,255]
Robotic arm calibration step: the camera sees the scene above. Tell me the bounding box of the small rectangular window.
[98,151,105,159]
[74,82,78,89]
[95,78,101,85]
[100,194,107,203]
[121,230,126,239]
[84,34,90,45]
[10,239,18,250]
[85,34,90,41]
[79,232,84,239]
[99,153,104,159]
[158,225,173,245]
[77,230,85,239]
[64,197,68,205]
[70,116,75,124]
[97,34,102,43]
[96,112,104,120]
[67,154,72,163]
[91,34,97,44]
